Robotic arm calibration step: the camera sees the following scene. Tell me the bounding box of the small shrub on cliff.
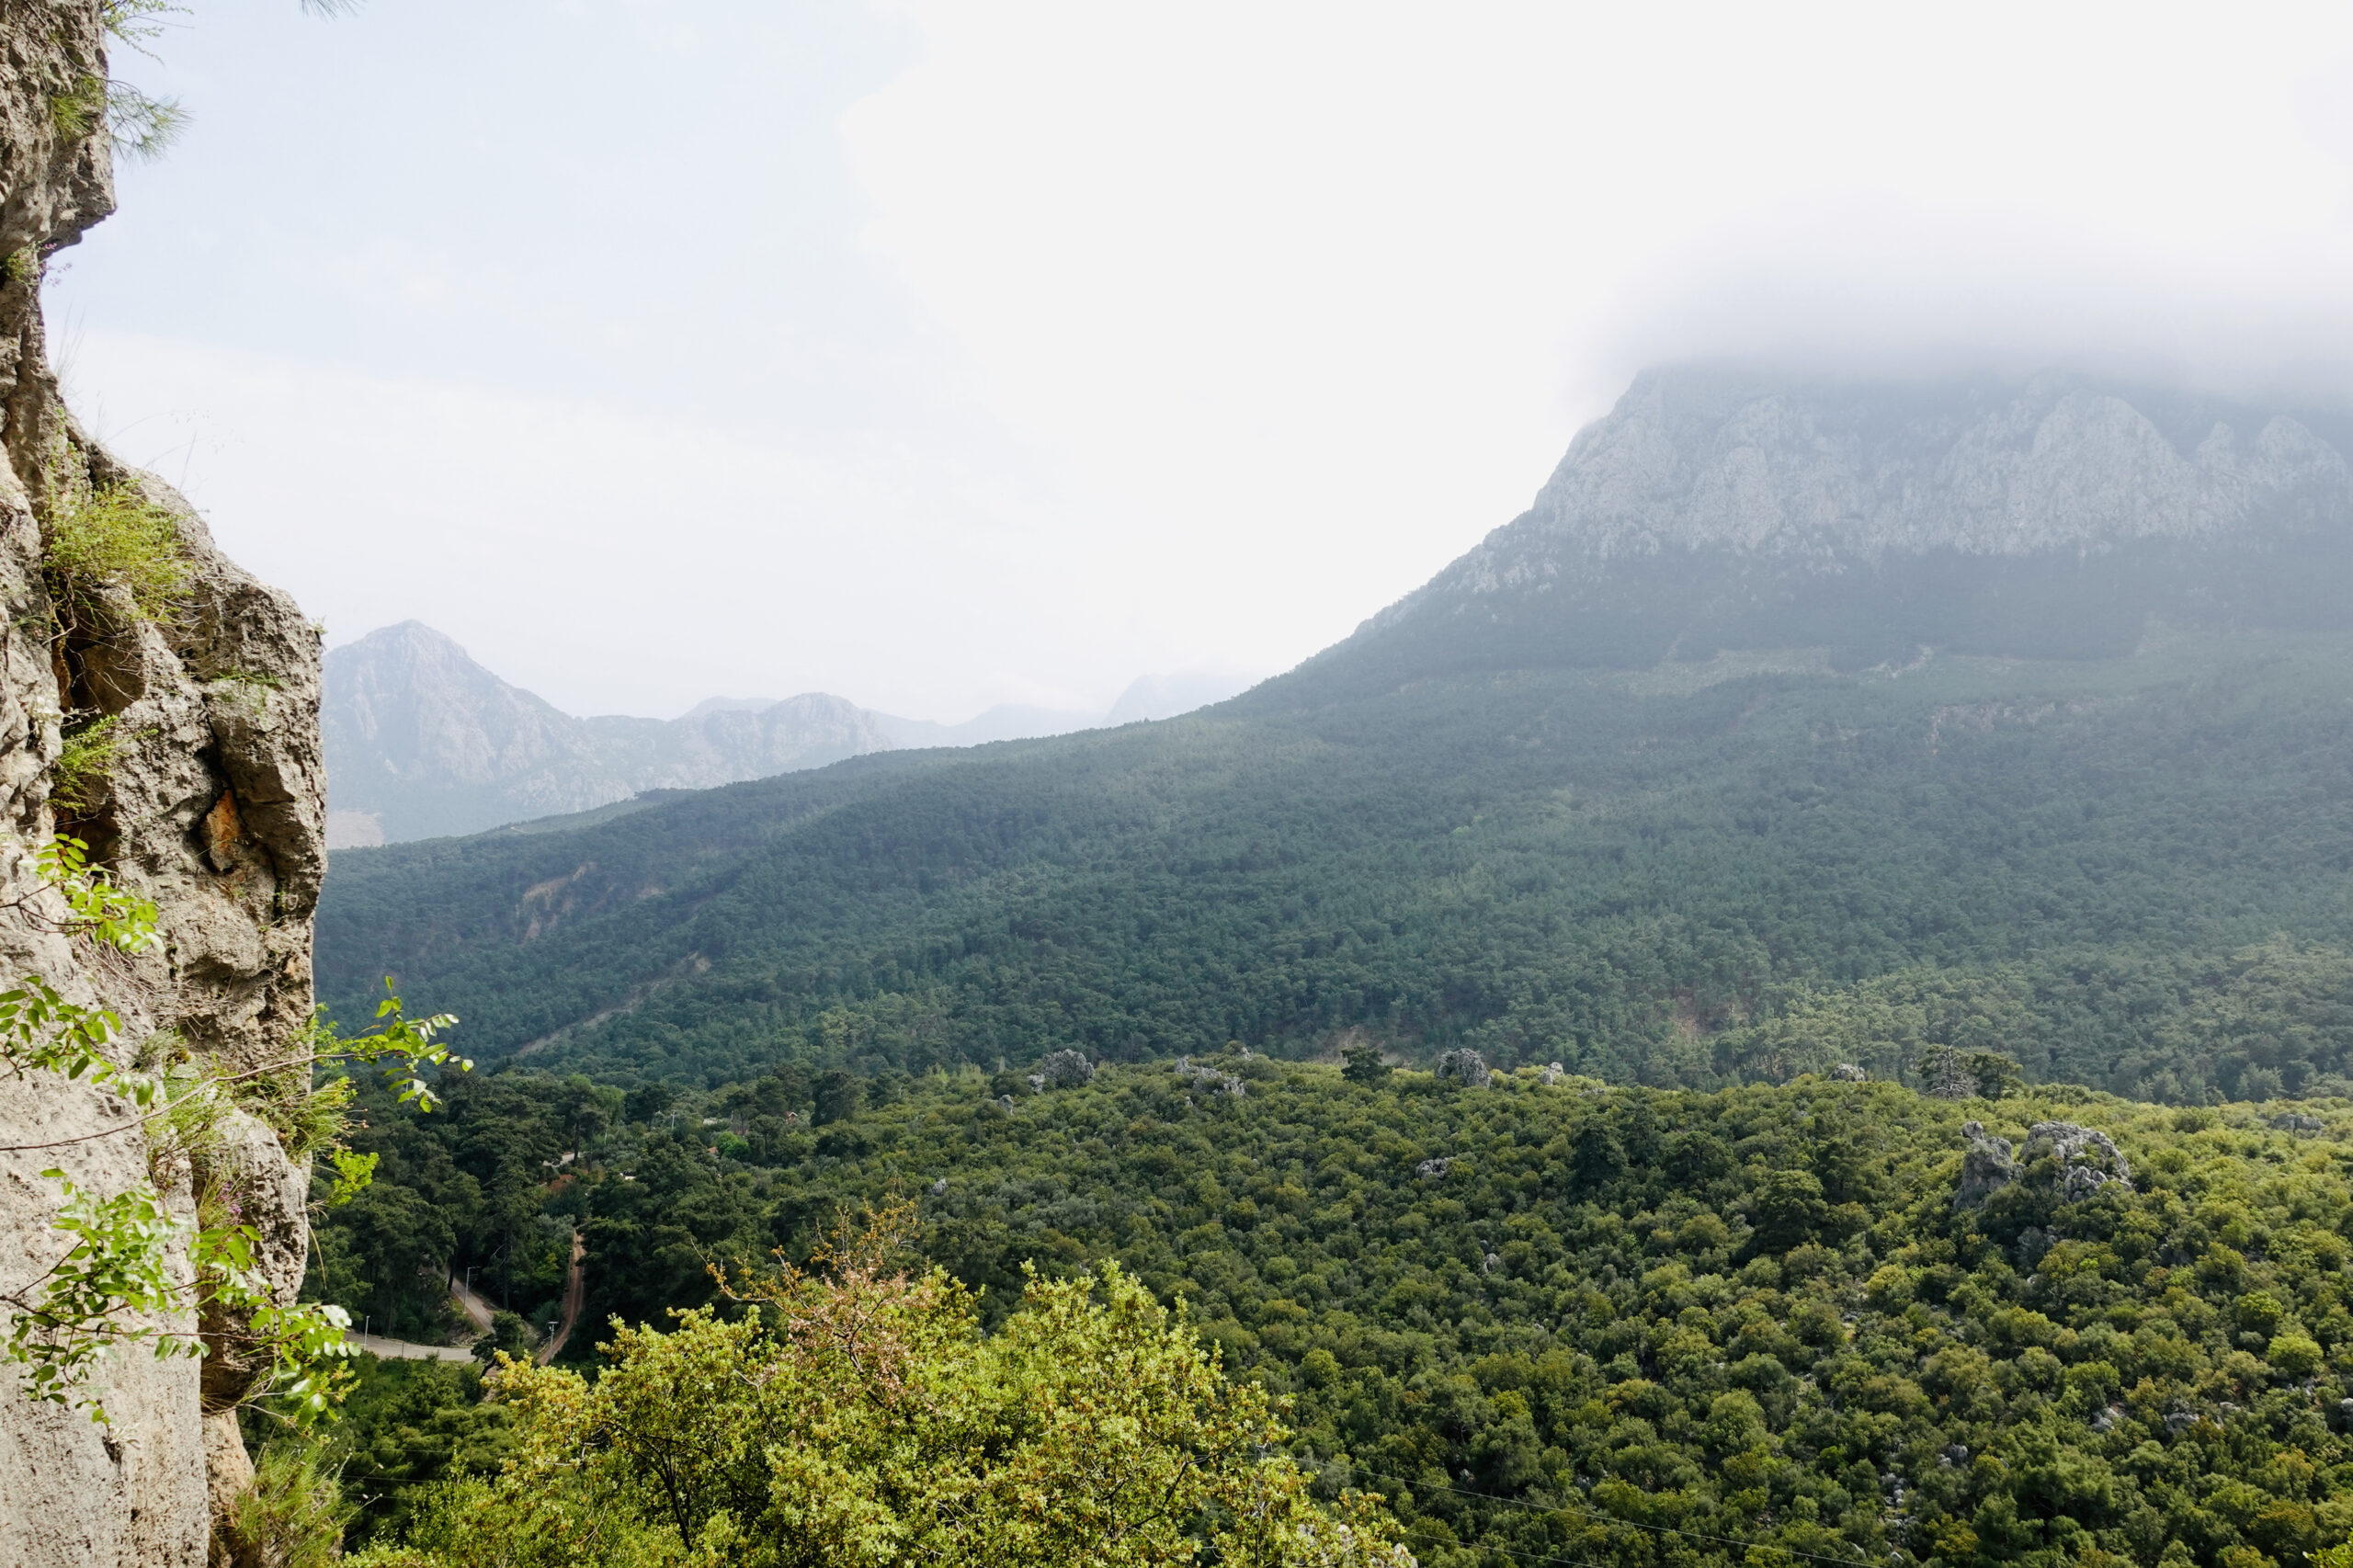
[0,861,467,1423]
[49,713,122,815]
[220,1436,357,1568]
[41,476,192,625]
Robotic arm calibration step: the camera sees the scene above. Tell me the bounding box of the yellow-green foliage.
[319,1051,2353,1566]
[46,74,105,140]
[357,1208,1409,1568]
[220,1437,358,1568]
[43,478,191,623]
[551,1067,2353,1568]
[48,715,120,814]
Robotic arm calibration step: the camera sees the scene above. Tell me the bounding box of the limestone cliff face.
[0,6,326,1563]
[1295,368,2353,695]
[1510,369,2348,571]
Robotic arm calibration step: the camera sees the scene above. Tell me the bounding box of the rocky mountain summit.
[1299,368,2353,693]
[324,623,897,844]
[326,624,1258,845]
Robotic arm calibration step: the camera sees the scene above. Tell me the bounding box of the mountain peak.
[1522,366,2349,566]
[323,627,894,845]
[680,696,781,720]
[1287,368,2353,694]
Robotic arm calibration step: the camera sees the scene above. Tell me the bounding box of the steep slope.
[323,621,893,843]
[0,11,328,1562]
[315,369,2353,1103]
[1279,369,2353,699]
[870,701,1099,748]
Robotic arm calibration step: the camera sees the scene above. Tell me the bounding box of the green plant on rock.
[85,2,359,167]
[49,713,123,816]
[0,1171,188,1410]
[46,73,107,140]
[93,1,188,162]
[41,470,192,626]
[100,0,188,50]
[103,81,188,162]
[220,1435,358,1568]
[0,841,467,1423]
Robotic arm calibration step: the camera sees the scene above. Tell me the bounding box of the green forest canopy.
[350,1205,1412,1567]
[318,631,2353,1106]
[315,1053,2353,1568]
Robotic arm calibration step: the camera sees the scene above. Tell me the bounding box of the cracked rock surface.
[0,6,326,1562]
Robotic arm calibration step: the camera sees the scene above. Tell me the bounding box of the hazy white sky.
[49,0,2353,720]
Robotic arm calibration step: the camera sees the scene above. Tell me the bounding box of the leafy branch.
[0,1173,188,1411]
[0,834,163,952]
[0,840,460,1422]
[87,2,360,165]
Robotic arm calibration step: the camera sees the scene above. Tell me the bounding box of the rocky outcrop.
[1952,1119,2133,1211]
[1952,1122,2020,1210]
[0,6,325,1562]
[1026,1050,1094,1092]
[2022,1120,2133,1200]
[1287,368,2353,695]
[1515,370,2347,568]
[1434,1049,1492,1088]
[1173,1056,1245,1097]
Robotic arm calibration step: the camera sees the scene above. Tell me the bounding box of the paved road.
[351,1331,474,1363]
[341,1258,585,1368]
[449,1271,497,1335]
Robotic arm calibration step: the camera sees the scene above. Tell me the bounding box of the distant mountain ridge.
[324,624,1256,844]
[323,624,899,844]
[1287,368,2353,697]
[316,366,2353,1100]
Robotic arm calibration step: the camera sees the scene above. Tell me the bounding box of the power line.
[1348,1466,1882,1568]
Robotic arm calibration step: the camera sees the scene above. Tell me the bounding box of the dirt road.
[535,1228,586,1365]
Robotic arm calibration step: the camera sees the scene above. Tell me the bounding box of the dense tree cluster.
[318,635,2353,1105]
[307,1072,616,1340]
[349,1208,1411,1567]
[321,1057,2353,1568]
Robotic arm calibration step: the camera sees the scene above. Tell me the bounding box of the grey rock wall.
[1517,369,2347,571]
[0,6,325,1562]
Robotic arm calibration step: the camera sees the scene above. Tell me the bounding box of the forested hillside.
[318,1057,2353,1568]
[320,631,2353,1104]
[316,370,2353,1108]
[312,369,2353,1561]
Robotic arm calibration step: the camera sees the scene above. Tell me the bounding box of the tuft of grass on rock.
[50,715,121,815]
[44,481,191,624]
